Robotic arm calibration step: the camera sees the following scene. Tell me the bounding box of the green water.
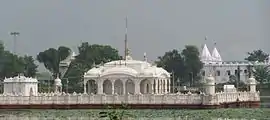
[0,108,269,120]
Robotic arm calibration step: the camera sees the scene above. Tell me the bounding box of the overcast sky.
[0,0,269,72]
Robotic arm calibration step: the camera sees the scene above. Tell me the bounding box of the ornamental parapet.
[0,91,259,105]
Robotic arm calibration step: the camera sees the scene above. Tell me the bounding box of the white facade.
[3,75,38,96]
[200,43,270,84]
[83,54,171,95]
[0,75,260,106]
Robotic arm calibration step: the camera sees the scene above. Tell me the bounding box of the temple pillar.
[135,79,140,94]
[111,79,115,94]
[158,79,162,94]
[168,79,171,93]
[151,80,154,94]
[155,79,158,94]
[97,79,103,94]
[122,79,126,95]
[164,79,167,94]
[87,81,90,94]
[161,79,164,94]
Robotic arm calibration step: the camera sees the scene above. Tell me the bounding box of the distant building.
[3,75,38,96]
[200,39,269,84]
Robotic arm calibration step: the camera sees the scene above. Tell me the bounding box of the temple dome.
[101,66,138,77]
[104,59,151,67]
[85,67,102,77]
[84,54,170,79]
[143,67,170,77]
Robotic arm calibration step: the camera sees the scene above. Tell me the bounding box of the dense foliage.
[63,42,122,93]
[0,41,38,79]
[36,46,71,78]
[245,49,270,85]
[254,65,270,84]
[245,49,269,62]
[155,45,203,87]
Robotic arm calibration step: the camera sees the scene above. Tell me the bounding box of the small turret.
[143,52,147,61]
[204,74,215,95]
[54,77,62,93]
[247,76,257,92]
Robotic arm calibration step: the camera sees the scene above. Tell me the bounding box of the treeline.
[0,41,37,79]
[36,43,203,92]
[0,40,269,93]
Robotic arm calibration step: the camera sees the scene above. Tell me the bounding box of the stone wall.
[0,91,260,105]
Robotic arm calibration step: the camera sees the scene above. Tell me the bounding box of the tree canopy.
[245,49,269,62]
[245,49,270,85]
[64,42,122,92]
[37,46,71,78]
[156,45,203,87]
[0,41,38,79]
[253,65,270,84]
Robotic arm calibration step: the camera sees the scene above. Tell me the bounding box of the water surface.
[0,108,269,120]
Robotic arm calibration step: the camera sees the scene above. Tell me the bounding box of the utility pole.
[236,65,241,90]
[10,32,20,94]
[10,32,20,55]
[124,16,128,60]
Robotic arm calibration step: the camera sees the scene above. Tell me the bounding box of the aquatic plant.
[0,108,269,119]
[99,103,134,120]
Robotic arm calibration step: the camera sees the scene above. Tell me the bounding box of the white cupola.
[211,43,222,64]
[200,44,212,64]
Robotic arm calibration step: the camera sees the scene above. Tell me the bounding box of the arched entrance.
[103,79,112,94]
[125,79,135,94]
[87,80,97,94]
[114,79,123,95]
[140,79,152,94]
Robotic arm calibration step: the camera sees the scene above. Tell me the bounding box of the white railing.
[0,91,259,105]
[216,91,260,104]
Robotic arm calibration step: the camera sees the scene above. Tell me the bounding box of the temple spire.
[211,41,222,63]
[200,36,212,64]
[124,16,128,60]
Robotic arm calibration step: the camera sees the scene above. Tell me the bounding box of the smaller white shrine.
[3,75,38,96]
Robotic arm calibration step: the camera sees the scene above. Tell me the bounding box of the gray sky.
[0,0,269,72]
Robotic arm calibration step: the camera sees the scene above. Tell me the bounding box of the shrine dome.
[101,66,138,77]
[84,67,103,77]
[84,55,170,79]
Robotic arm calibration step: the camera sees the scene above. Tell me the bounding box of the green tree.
[181,45,203,86]
[245,49,269,62]
[0,41,38,78]
[253,65,270,84]
[155,49,185,83]
[64,42,122,93]
[36,46,71,78]
[22,55,38,77]
[155,45,203,87]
